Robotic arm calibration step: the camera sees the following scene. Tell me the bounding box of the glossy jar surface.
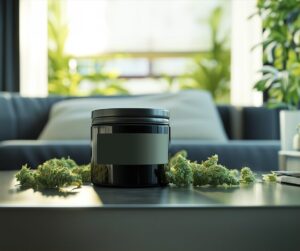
[91,108,170,187]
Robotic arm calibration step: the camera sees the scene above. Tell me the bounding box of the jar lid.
[92,108,169,125]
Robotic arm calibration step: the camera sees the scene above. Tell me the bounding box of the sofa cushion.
[0,140,280,171]
[0,140,91,170]
[39,90,228,141]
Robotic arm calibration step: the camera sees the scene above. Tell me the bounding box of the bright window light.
[64,0,230,56]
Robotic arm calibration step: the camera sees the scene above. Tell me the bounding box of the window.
[20,0,262,105]
[47,0,232,100]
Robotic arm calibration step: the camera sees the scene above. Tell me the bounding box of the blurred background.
[18,0,263,105]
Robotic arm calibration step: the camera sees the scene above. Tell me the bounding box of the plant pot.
[280,110,300,150]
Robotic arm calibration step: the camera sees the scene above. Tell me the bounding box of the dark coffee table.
[0,170,299,251]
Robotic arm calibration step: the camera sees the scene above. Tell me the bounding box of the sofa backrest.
[0,93,280,141]
[242,107,280,140]
[219,105,280,140]
[0,93,17,140]
[0,93,65,140]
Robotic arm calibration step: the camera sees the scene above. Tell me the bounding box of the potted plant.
[172,6,230,103]
[254,0,300,150]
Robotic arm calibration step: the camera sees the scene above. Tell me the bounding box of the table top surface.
[1,171,300,208]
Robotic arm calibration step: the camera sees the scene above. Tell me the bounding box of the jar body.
[91,124,170,187]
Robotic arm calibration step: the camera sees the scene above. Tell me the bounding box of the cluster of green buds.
[166,151,256,187]
[16,152,258,190]
[16,158,91,190]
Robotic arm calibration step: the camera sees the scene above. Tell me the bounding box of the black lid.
[92,108,169,125]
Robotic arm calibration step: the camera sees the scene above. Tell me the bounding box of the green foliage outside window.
[179,6,231,103]
[48,0,128,96]
[48,1,230,101]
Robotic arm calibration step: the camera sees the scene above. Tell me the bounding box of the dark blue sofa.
[0,93,281,171]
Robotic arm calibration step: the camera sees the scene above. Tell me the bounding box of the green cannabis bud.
[192,155,239,187]
[166,151,255,187]
[16,157,91,190]
[240,167,256,184]
[34,160,82,189]
[72,164,91,183]
[15,165,36,188]
[262,172,277,182]
[166,151,193,186]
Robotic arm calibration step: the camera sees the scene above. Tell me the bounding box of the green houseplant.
[254,0,300,150]
[181,6,230,103]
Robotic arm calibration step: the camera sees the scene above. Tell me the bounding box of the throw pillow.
[39,90,227,141]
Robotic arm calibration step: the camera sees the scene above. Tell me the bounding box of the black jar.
[91,108,170,187]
